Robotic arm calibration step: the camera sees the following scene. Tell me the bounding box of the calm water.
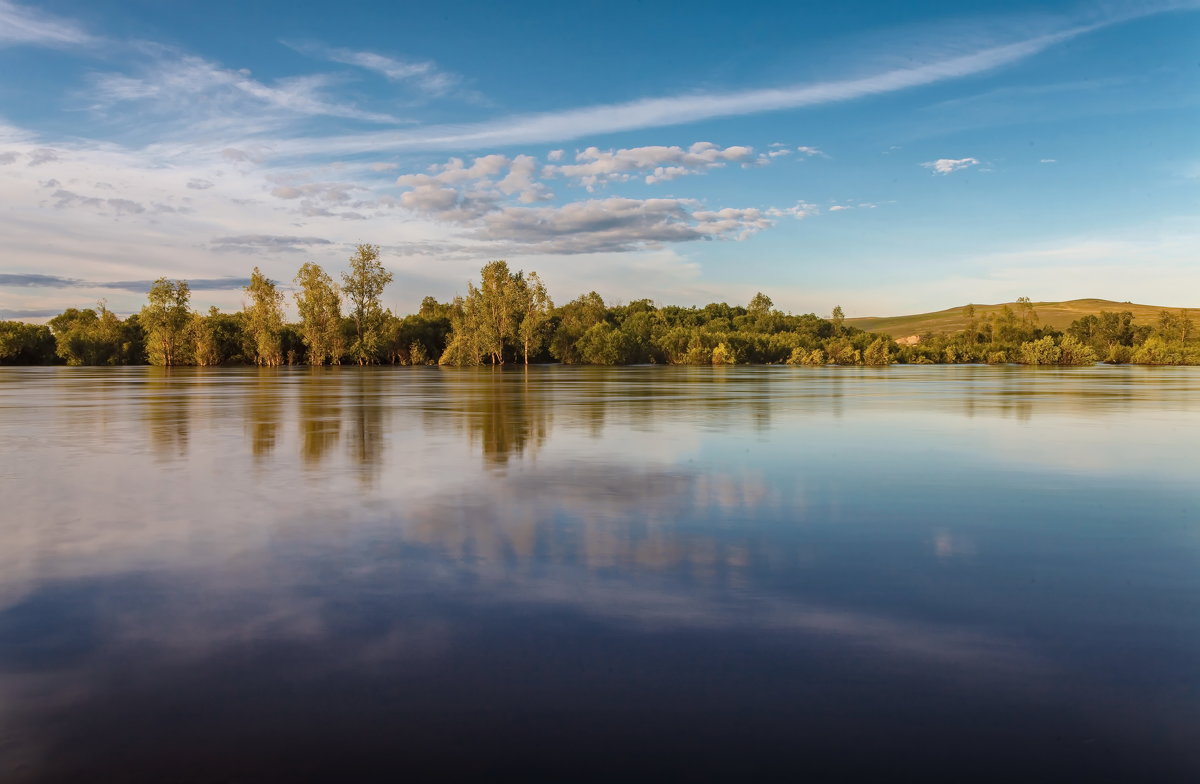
[1,365,1198,781]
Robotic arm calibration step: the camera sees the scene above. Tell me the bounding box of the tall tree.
[748,292,773,316]
[141,278,192,366]
[516,270,554,364]
[244,268,285,366]
[341,244,393,365]
[471,260,522,364]
[438,296,482,366]
[831,305,845,336]
[295,262,344,365]
[189,308,223,366]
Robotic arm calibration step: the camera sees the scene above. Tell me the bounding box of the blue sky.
[0,0,1197,319]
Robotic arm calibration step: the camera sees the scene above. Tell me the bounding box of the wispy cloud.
[0,0,94,48]
[210,235,333,253]
[86,48,404,132]
[265,18,1132,158]
[0,273,254,291]
[0,273,79,288]
[289,42,464,97]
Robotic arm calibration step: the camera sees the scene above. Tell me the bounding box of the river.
[1,365,1198,780]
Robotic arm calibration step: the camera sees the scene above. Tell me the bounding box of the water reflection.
[245,370,280,459]
[298,369,341,465]
[346,370,386,475]
[0,365,1198,780]
[445,368,552,466]
[144,369,189,459]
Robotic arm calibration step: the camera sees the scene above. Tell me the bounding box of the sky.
[0,0,1197,320]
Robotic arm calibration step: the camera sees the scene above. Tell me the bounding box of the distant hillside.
[846,299,1195,339]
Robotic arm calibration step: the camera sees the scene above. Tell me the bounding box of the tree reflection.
[298,369,342,465]
[452,368,551,467]
[244,369,280,459]
[347,369,387,478]
[144,368,189,459]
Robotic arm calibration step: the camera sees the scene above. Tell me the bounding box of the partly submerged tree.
[243,267,285,366]
[341,244,393,365]
[295,262,344,365]
[141,278,192,366]
[516,271,554,364]
[441,261,537,365]
[47,302,132,366]
[471,260,523,364]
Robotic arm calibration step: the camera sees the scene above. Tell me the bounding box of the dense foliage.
[3,255,1197,367]
[894,299,1200,366]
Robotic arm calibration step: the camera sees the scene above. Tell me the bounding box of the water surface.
[1,365,1198,780]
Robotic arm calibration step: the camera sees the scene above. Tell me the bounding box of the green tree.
[243,268,285,366]
[1056,335,1098,366]
[1015,296,1039,330]
[0,321,56,364]
[341,244,393,365]
[864,337,893,366]
[1156,309,1195,343]
[1097,311,1136,348]
[549,292,607,364]
[516,270,554,364]
[189,308,224,366]
[469,260,523,364]
[831,305,845,335]
[1018,336,1060,365]
[47,303,128,365]
[295,262,344,365]
[141,279,192,366]
[439,297,483,366]
[748,292,774,316]
[711,342,736,364]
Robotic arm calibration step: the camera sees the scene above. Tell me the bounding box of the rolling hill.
[845,299,1195,339]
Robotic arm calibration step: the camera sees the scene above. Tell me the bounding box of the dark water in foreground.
[1,365,1198,781]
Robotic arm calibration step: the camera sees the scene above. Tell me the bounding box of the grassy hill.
[846,298,1195,338]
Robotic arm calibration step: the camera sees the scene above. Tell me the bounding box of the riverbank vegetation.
[2,249,1197,367]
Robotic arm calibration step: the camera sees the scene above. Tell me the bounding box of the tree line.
[2,250,1197,367]
[895,298,1200,366]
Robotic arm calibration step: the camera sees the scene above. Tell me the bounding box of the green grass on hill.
[846,299,1196,338]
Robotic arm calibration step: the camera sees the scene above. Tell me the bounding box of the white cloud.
[921,157,980,174]
[766,202,819,219]
[0,0,94,47]
[828,205,852,212]
[477,198,773,254]
[385,150,791,253]
[1040,158,1057,164]
[545,142,756,190]
[796,146,825,157]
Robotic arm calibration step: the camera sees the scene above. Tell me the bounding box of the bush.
[1018,336,1060,365]
[1056,335,1097,366]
